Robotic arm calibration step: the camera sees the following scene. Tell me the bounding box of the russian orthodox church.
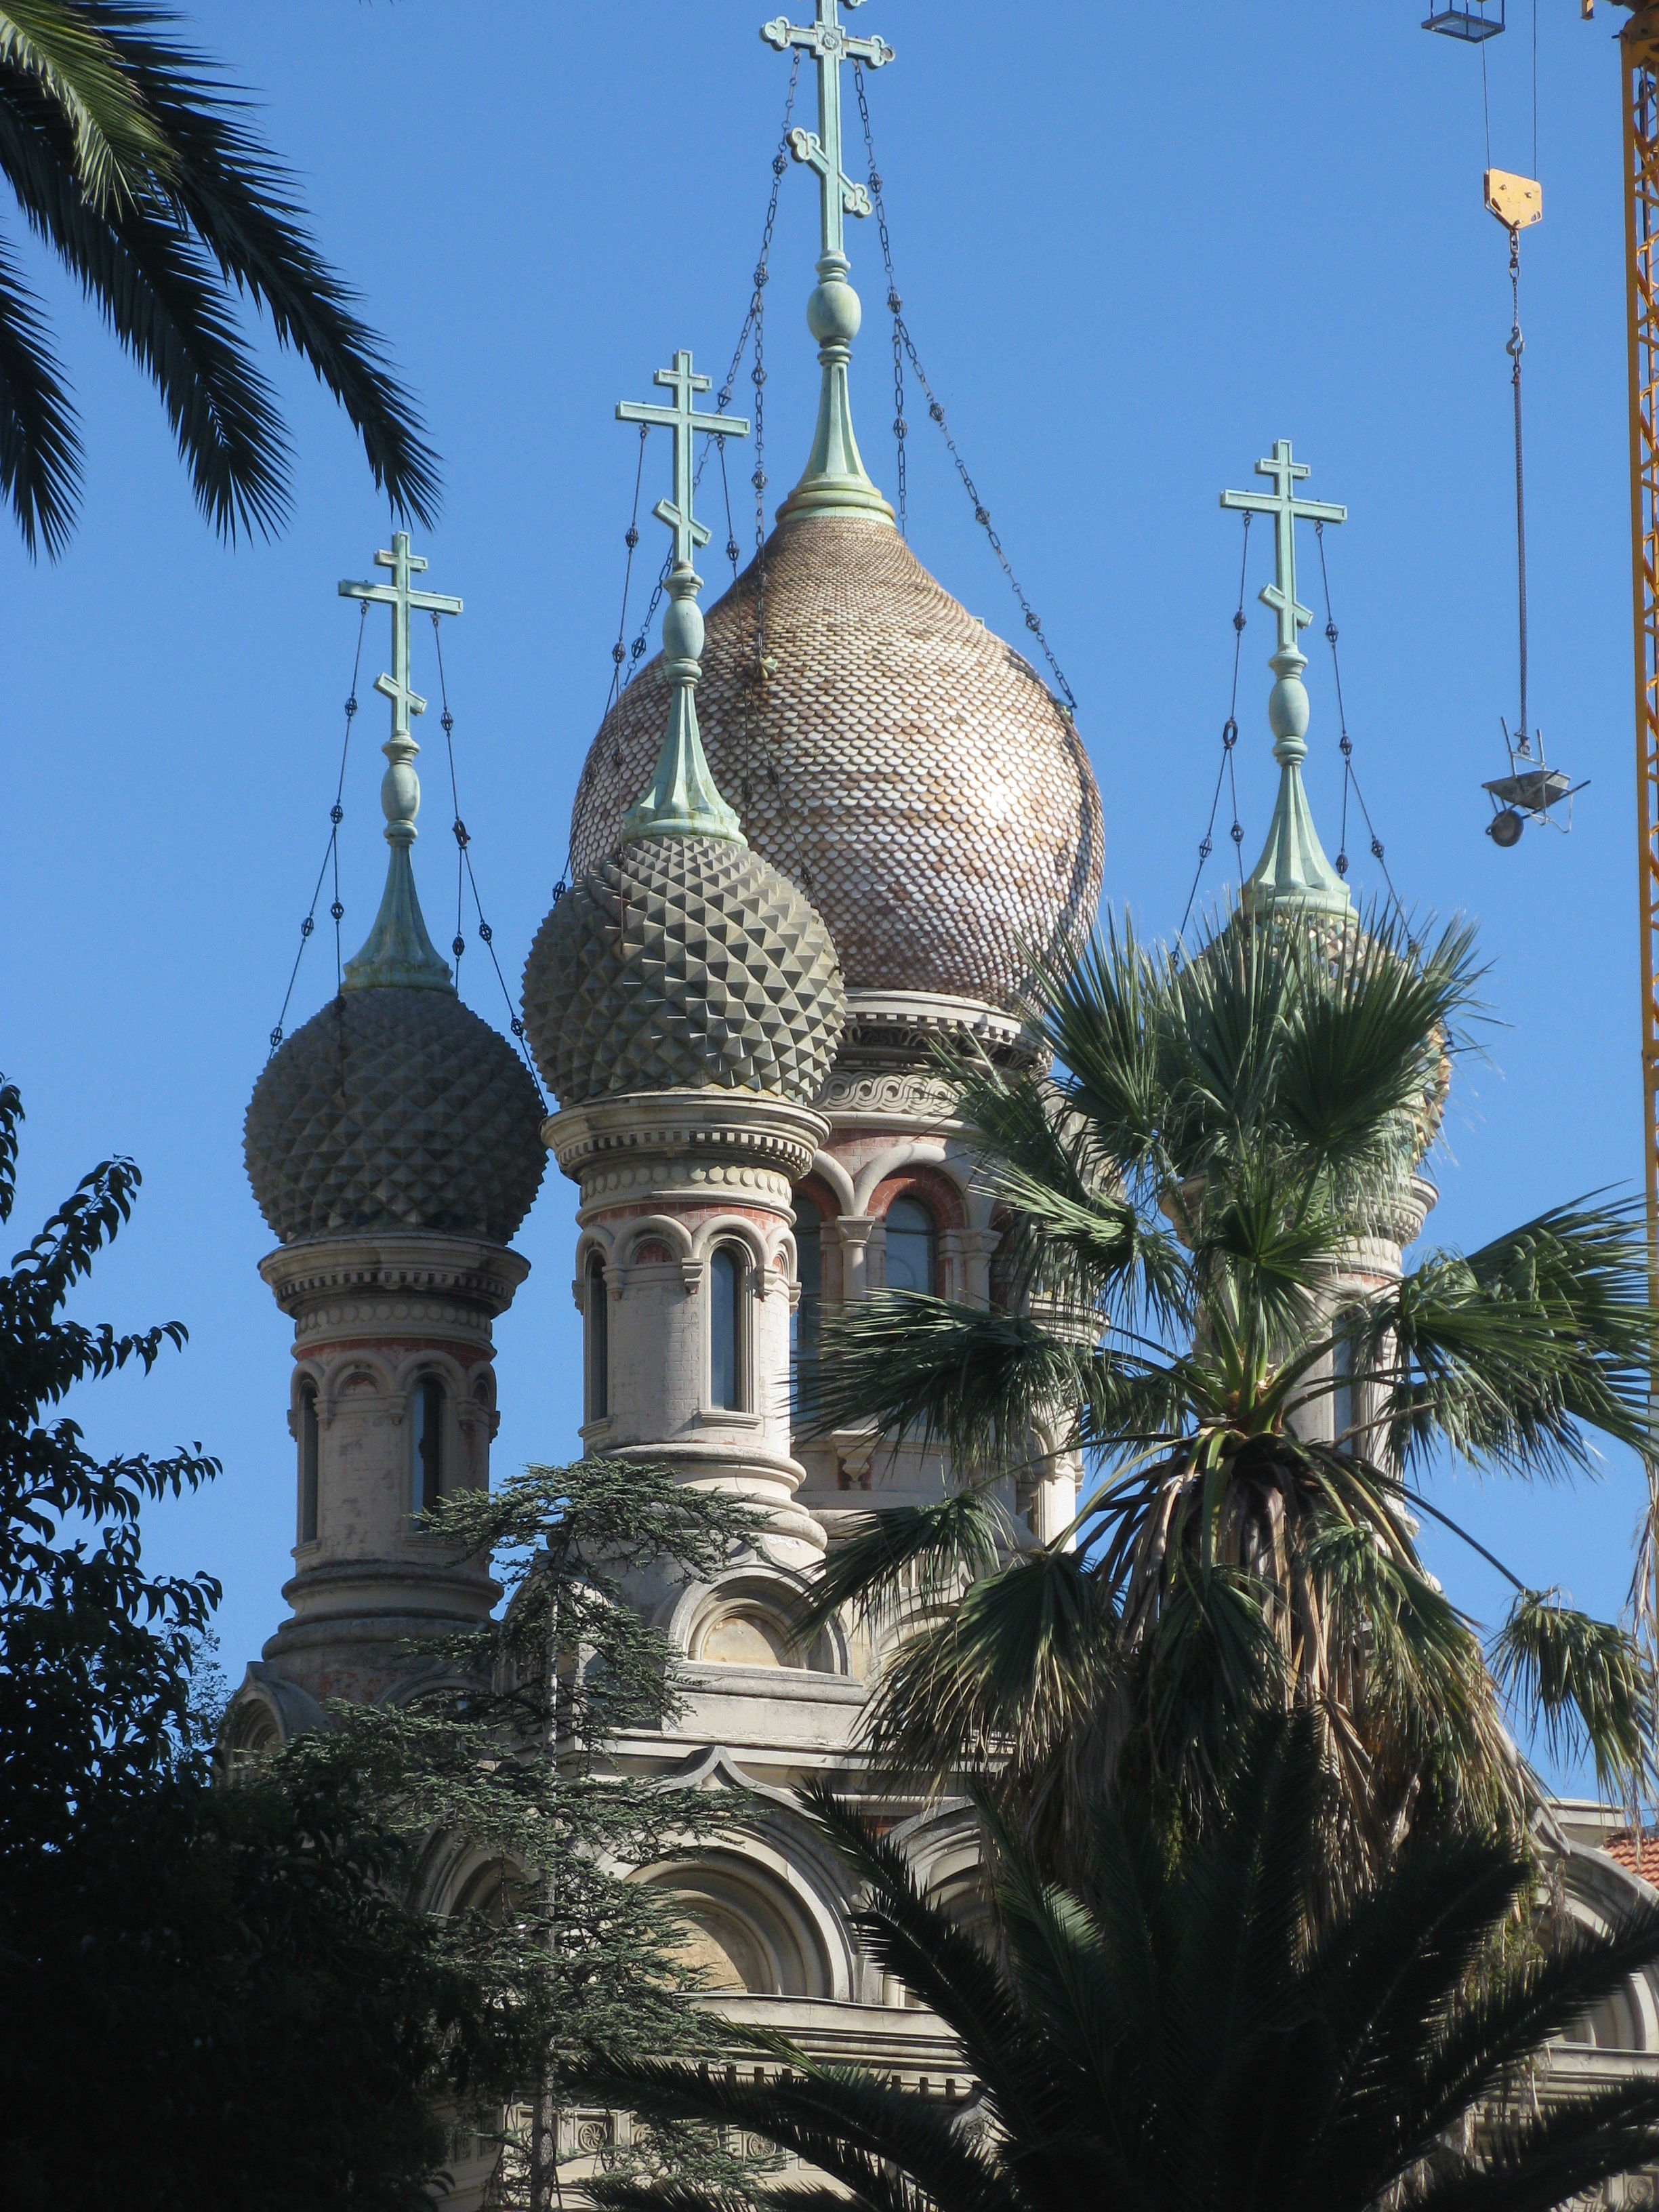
[224,4,1659,2190]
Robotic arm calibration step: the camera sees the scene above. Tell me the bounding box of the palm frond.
[0,2,173,212]
[0,224,76,553]
[814,1292,1097,1465]
[1489,1588,1655,1797]
[793,1484,1010,1645]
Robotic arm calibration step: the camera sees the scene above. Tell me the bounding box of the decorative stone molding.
[547,1090,829,1197]
[259,1232,530,1345]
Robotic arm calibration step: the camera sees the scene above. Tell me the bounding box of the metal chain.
[1179,515,1250,939]
[431,614,548,1105]
[267,602,367,1055]
[603,427,649,716]
[1314,520,1407,922]
[606,55,799,714]
[854,60,1077,718]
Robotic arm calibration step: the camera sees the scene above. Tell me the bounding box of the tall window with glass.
[298,1380,319,1544]
[710,1244,747,1412]
[883,1197,937,1296]
[585,1251,609,1421]
[411,1374,445,1518]
[792,1204,822,1422]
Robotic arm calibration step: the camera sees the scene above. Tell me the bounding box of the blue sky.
[1,0,1643,1788]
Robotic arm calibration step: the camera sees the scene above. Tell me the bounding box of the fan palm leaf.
[815,904,1659,1876]
[575,1722,1659,2212]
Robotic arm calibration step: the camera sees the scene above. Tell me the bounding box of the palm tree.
[0,2,438,554]
[804,907,1659,1887]
[572,1719,1659,2212]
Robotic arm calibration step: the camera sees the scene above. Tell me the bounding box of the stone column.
[254,1232,528,1707]
[546,1091,830,1573]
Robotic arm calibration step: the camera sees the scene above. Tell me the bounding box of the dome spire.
[1221,440,1354,922]
[337,532,462,991]
[617,350,749,844]
[761,1,896,526]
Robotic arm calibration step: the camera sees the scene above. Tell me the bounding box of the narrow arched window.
[298,1381,319,1544]
[710,1245,747,1412]
[411,1374,445,1518]
[586,1252,609,1420]
[792,1204,822,1420]
[884,1197,937,1296]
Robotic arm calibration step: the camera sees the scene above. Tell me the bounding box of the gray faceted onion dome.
[522,833,845,1107]
[245,986,547,1246]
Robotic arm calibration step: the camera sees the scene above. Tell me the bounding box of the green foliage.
[572,1718,1659,2212]
[0,1076,520,2207]
[0,1072,219,1849]
[815,909,1659,1882]
[301,1459,773,2205]
[0,1,439,553]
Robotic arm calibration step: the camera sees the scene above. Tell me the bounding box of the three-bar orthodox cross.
[761,0,893,264]
[1220,439,1346,658]
[339,531,463,742]
[616,350,750,571]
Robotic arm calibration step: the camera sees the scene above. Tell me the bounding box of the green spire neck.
[623,564,743,845]
[778,253,895,525]
[343,838,454,992]
[1242,647,1353,922]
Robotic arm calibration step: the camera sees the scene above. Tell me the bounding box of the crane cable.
[1507,220,1533,754]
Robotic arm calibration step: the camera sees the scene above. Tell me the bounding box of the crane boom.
[1624,3,1659,1288]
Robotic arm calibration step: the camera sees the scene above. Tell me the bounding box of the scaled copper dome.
[568,513,1104,1011]
[522,834,844,1107]
[245,988,546,1246]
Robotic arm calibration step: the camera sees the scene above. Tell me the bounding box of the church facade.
[224,4,1659,2196]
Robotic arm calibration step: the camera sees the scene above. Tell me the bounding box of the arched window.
[411,1374,445,1518]
[710,1244,747,1412]
[792,1203,821,1420]
[586,1252,609,1421]
[884,1196,937,1296]
[298,1381,319,1545]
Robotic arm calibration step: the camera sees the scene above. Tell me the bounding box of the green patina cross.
[761,0,893,263]
[616,350,750,571]
[338,531,462,740]
[1221,438,1347,657]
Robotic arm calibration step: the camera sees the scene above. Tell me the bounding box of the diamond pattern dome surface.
[245,988,546,1246]
[569,514,1104,1011]
[522,834,844,1106]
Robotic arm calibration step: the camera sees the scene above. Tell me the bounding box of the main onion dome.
[245,844,545,1248]
[523,832,843,1106]
[525,558,844,1109]
[567,512,1103,1012]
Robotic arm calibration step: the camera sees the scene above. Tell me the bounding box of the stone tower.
[229,539,544,1746]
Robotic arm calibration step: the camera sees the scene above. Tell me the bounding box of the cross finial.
[616,351,749,572]
[1220,438,1347,657]
[1218,441,1353,922]
[339,531,464,745]
[616,352,749,846]
[760,0,895,525]
[761,0,893,265]
[335,533,462,991]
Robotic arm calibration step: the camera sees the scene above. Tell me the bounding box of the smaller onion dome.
[523,831,844,1106]
[245,981,546,1246]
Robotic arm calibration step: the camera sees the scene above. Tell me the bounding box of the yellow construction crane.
[1611,0,1659,1280]
[1439,0,1659,1275]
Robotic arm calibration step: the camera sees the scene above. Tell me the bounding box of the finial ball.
[808,276,861,346]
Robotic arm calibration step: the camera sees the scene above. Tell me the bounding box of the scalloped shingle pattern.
[522,835,844,1107]
[568,513,1104,1010]
[245,988,546,1246]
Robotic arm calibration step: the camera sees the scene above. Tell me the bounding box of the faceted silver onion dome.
[521,833,845,1107]
[568,514,1105,1011]
[245,986,547,1246]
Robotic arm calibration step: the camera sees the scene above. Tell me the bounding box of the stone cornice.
[836,989,1044,1070]
[258,1233,530,1336]
[546,1091,829,1196]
